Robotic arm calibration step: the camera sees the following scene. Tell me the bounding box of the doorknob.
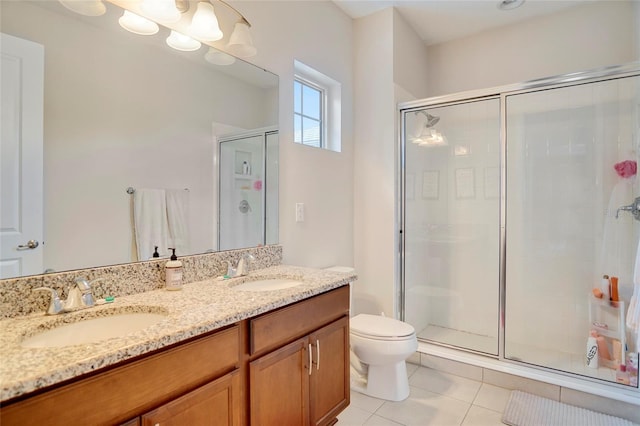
[17,240,39,250]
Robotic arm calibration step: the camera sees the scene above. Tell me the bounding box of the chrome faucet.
[616,196,640,221]
[34,277,104,315]
[226,253,255,278]
[236,253,255,276]
[34,287,64,315]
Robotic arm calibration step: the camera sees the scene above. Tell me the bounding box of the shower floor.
[418,327,624,384]
[506,341,621,383]
[418,324,498,355]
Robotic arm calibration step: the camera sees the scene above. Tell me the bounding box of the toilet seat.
[350,314,415,341]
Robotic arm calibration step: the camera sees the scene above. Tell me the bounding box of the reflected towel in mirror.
[134,188,169,261]
[166,189,190,256]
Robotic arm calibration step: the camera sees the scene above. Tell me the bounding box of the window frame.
[294,76,326,149]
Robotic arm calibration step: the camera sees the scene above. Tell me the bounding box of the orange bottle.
[610,276,619,302]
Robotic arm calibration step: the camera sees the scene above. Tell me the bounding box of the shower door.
[402,98,501,355]
[218,130,278,251]
[504,75,639,385]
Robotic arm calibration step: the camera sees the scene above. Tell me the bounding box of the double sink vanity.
[0,260,355,425]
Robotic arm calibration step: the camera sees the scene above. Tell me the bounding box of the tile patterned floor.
[336,364,512,426]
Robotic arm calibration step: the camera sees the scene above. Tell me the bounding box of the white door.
[0,33,44,278]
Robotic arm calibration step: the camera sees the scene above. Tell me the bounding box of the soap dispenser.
[165,248,183,291]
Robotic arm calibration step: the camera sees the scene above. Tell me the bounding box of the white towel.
[133,188,169,261]
[166,189,190,256]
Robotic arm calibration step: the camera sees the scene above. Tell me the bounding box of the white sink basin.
[232,278,303,292]
[22,313,167,348]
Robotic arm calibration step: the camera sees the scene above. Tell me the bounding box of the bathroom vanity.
[0,266,352,425]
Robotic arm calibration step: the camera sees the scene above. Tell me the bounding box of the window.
[293,60,341,152]
[294,78,324,148]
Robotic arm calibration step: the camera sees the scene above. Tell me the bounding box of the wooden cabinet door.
[309,317,350,426]
[249,337,310,425]
[141,370,241,426]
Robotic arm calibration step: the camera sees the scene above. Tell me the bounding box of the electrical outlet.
[295,203,304,222]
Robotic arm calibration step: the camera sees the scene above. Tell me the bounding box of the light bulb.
[227,21,257,58]
[166,31,201,51]
[141,0,181,23]
[190,2,223,41]
[204,48,236,65]
[119,10,159,35]
[58,0,106,16]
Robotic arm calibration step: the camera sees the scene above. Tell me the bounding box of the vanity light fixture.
[418,129,448,147]
[166,30,202,51]
[227,20,256,58]
[190,2,223,41]
[58,0,257,60]
[58,0,106,16]
[204,47,236,65]
[119,10,160,36]
[141,0,181,23]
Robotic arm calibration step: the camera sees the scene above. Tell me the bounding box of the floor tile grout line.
[458,402,474,426]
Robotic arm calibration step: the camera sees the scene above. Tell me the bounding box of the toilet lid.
[350,314,415,339]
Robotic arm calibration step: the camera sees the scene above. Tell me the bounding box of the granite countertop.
[0,265,355,402]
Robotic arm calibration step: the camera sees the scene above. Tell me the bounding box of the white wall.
[352,8,396,316]
[392,11,430,101]
[426,1,638,97]
[240,1,355,269]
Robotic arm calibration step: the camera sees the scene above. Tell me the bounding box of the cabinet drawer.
[141,370,242,426]
[1,325,240,426]
[250,285,349,356]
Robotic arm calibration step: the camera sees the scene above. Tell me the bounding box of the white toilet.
[324,266,418,402]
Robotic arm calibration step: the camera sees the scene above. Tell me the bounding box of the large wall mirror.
[0,0,279,279]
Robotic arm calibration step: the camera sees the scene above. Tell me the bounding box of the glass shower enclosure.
[218,129,278,251]
[400,64,640,387]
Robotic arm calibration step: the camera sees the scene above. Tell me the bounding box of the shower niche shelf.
[587,295,626,369]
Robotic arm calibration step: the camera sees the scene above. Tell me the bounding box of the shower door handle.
[616,196,640,221]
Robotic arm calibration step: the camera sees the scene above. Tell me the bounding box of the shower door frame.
[398,62,640,366]
[217,127,278,251]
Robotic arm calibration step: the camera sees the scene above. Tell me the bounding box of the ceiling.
[332,0,590,46]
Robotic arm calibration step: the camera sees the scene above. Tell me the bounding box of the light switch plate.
[295,203,304,222]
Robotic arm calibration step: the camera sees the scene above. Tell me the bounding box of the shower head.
[416,111,440,128]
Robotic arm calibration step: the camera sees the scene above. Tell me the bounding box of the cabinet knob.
[316,339,320,371]
[308,343,313,376]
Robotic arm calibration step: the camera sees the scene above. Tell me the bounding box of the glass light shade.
[58,0,106,16]
[226,22,257,58]
[119,11,159,35]
[166,30,202,51]
[190,2,223,41]
[418,129,448,147]
[141,0,181,23]
[204,48,236,66]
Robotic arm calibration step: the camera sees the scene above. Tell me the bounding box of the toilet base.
[350,360,410,402]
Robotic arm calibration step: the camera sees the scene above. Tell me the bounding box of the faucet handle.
[226,261,237,277]
[75,276,104,291]
[74,277,103,307]
[34,287,64,315]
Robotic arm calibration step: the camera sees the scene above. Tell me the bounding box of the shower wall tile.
[560,388,640,423]
[482,369,560,401]
[419,354,483,382]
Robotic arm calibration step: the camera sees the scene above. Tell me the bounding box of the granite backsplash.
[0,245,282,318]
